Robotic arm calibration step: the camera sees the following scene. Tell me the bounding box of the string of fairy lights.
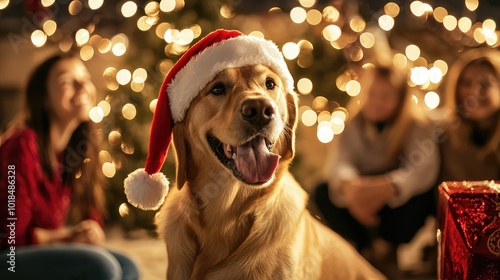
[0,0,498,181]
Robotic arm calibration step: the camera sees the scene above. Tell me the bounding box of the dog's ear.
[172,123,189,189]
[282,90,298,160]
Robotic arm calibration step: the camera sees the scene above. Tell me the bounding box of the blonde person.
[0,54,138,280]
[438,48,500,181]
[314,65,439,277]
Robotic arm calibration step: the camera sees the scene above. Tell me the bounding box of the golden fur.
[156,65,385,279]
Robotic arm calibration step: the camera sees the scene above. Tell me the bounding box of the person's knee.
[67,245,123,280]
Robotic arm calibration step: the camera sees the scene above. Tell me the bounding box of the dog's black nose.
[241,98,276,127]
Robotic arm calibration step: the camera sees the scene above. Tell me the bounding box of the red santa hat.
[123,29,294,210]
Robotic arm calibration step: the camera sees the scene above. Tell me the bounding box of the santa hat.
[123,29,294,210]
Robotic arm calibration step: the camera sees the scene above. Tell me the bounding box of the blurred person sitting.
[0,54,138,280]
[438,48,500,182]
[314,65,439,278]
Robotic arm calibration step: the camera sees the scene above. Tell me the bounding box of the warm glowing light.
[346,80,361,96]
[393,53,408,69]
[433,60,448,76]
[330,117,345,134]
[116,69,132,85]
[410,1,422,16]
[424,91,440,109]
[312,96,329,110]
[145,1,160,16]
[473,28,486,44]
[220,5,234,19]
[428,67,443,83]
[249,31,265,38]
[458,17,472,33]
[297,78,313,95]
[177,28,194,45]
[102,162,116,178]
[59,36,73,52]
[122,103,137,120]
[318,111,330,123]
[483,19,496,32]
[350,16,366,33]
[42,20,57,36]
[160,0,176,12]
[41,0,54,7]
[75,29,90,45]
[31,30,47,47]
[410,66,429,86]
[0,0,8,10]
[132,68,148,83]
[465,0,479,11]
[300,0,315,8]
[331,109,347,122]
[80,45,94,61]
[88,0,103,10]
[282,42,300,60]
[98,100,111,116]
[137,16,152,31]
[306,9,322,25]
[89,107,104,123]
[322,25,341,41]
[108,131,122,146]
[433,7,447,22]
[119,203,129,217]
[322,6,339,22]
[384,2,400,18]
[130,81,144,92]
[317,124,334,143]
[359,32,375,48]
[378,15,395,31]
[290,7,307,24]
[122,1,138,17]
[150,99,158,113]
[412,95,419,105]
[301,110,317,126]
[98,38,112,53]
[69,0,83,15]
[112,43,126,56]
[405,44,420,61]
[410,1,431,17]
[443,15,457,31]
[164,29,179,43]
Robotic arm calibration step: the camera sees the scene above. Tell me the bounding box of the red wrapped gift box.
[437,181,500,280]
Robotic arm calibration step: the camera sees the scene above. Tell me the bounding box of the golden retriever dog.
[155,64,385,279]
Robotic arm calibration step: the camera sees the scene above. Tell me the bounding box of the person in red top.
[0,54,138,279]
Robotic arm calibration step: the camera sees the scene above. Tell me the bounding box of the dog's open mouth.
[208,134,280,185]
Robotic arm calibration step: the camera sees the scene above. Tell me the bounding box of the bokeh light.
[89,106,104,123]
[384,2,400,18]
[89,0,103,10]
[290,7,307,24]
[122,103,137,120]
[297,78,313,95]
[102,162,116,178]
[424,91,440,109]
[378,15,395,31]
[122,1,138,18]
[282,42,300,60]
[0,0,9,10]
[31,30,47,47]
[345,80,361,96]
[301,109,317,126]
[117,69,132,85]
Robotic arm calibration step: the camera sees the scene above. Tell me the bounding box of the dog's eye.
[265,79,276,90]
[210,84,226,95]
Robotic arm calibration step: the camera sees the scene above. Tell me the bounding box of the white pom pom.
[124,168,169,210]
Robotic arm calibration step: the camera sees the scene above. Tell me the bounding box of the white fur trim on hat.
[167,35,294,123]
[123,168,169,210]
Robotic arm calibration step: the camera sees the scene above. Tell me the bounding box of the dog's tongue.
[235,136,280,184]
